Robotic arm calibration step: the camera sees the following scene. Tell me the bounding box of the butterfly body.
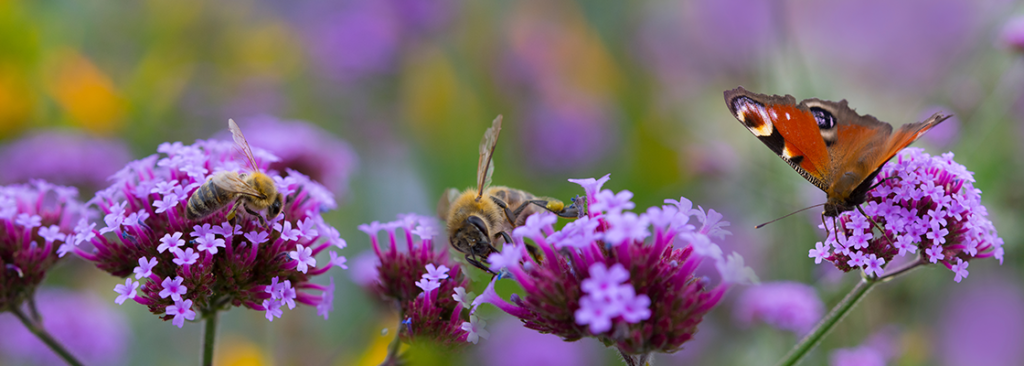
[723,87,950,217]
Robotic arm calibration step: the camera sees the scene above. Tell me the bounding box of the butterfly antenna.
[755,203,826,229]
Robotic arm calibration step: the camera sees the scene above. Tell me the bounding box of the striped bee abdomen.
[186,181,234,219]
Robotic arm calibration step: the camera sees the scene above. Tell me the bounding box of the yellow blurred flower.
[45,50,127,134]
[400,45,482,147]
[0,64,33,135]
[215,337,269,366]
[349,318,398,366]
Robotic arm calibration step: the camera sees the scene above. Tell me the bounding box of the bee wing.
[228,119,261,173]
[476,115,502,200]
[437,187,461,219]
[211,171,265,198]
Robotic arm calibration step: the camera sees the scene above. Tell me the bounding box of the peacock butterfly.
[723,87,951,217]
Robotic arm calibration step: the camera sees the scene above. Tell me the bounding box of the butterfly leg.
[856,205,895,248]
[868,175,901,192]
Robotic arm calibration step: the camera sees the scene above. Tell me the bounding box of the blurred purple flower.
[0,181,88,312]
[829,326,900,366]
[521,98,615,172]
[300,0,400,81]
[214,116,357,196]
[810,149,1001,282]
[0,288,129,366]
[0,130,132,191]
[636,0,777,89]
[919,107,961,148]
[72,138,343,327]
[938,275,1024,366]
[349,250,381,288]
[792,0,986,93]
[360,214,476,348]
[476,316,598,366]
[474,175,757,355]
[388,0,458,35]
[734,281,824,335]
[1000,16,1024,52]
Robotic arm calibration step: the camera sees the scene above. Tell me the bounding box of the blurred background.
[1,0,1023,365]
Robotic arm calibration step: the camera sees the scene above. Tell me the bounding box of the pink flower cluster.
[474,175,757,355]
[0,180,88,312]
[808,149,1002,282]
[69,139,345,328]
[360,214,478,348]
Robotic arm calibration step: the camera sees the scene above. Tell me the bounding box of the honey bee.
[437,115,582,273]
[186,119,284,226]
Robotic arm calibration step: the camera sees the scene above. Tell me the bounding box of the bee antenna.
[755,203,826,229]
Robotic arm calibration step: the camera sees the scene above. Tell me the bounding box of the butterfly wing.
[724,87,949,213]
[724,87,833,191]
[476,115,502,200]
[800,98,950,205]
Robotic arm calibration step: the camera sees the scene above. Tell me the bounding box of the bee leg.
[244,206,267,226]
[226,200,244,224]
[489,196,518,226]
[497,230,543,265]
[465,254,495,275]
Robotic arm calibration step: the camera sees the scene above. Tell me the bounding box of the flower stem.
[381,310,404,366]
[775,278,878,366]
[10,306,85,366]
[617,349,653,366]
[202,310,219,366]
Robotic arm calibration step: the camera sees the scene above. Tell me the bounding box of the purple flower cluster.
[829,327,899,366]
[808,149,1002,282]
[0,130,132,191]
[733,281,824,335]
[67,139,345,328]
[474,175,757,355]
[1001,16,1024,52]
[0,288,130,366]
[213,116,357,196]
[360,214,477,348]
[0,180,88,312]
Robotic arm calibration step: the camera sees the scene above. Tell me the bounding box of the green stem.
[774,278,878,366]
[202,310,219,366]
[10,306,85,366]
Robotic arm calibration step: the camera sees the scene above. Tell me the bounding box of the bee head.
[451,215,493,256]
[268,192,284,220]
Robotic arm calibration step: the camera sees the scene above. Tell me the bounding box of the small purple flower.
[487,244,524,272]
[290,244,317,273]
[590,189,636,214]
[416,278,441,294]
[461,315,489,345]
[113,278,139,305]
[603,211,650,245]
[166,299,196,328]
[0,181,88,312]
[159,276,188,302]
[134,257,158,279]
[195,233,226,255]
[812,149,1000,283]
[329,251,348,269]
[474,175,754,355]
[317,277,335,320]
[171,247,199,266]
[157,232,184,253]
[734,282,824,335]
[424,263,450,281]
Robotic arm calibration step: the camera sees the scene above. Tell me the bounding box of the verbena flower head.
[0,130,132,192]
[0,288,129,366]
[361,214,476,348]
[809,149,1001,282]
[474,175,757,355]
[733,281,824,335]
[71,139,345,327]
[0,180,88,312]
[214,116,357,196]
[829,327,899,366]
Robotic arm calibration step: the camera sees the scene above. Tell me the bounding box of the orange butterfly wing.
[724,87,950,215]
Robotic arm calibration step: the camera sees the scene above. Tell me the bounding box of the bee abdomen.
[186,181,233,219]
